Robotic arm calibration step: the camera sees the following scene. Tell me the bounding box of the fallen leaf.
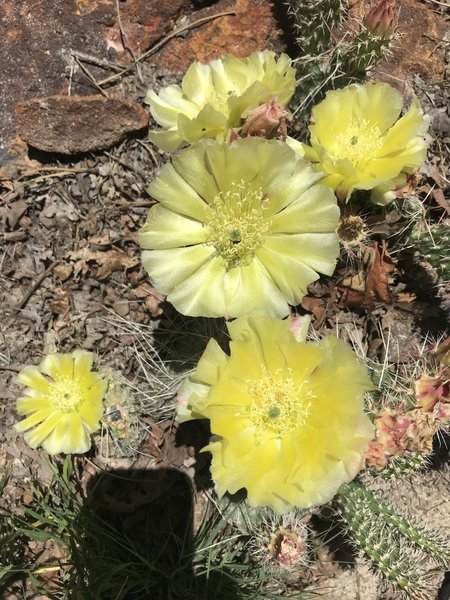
[339,242,396,310]
[67,247,139,280]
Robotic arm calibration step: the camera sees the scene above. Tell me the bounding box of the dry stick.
[97,10,236,87]
[74,57,109,97]
[70,50,127,72]
[14,260,60,311]
[115,0,143,83]
[136,139,159,165]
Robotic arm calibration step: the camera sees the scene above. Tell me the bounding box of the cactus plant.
[404,221,450,281]
[337,480,449,598]
[284,0,398,123]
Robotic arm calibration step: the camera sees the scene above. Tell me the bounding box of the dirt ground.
[0,1,449,598]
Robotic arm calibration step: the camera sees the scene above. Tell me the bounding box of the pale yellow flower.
[15,351,107,455]
[176,314,374,512]
[139,138,340,319]
[301,82,428,203]
[145,50,296,151]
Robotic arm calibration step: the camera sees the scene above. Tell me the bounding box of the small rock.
[15,95,149,154]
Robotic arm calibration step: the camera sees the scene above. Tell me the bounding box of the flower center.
[246,370,314,435]
[206,180,270,269]
[328,119,383,167]
[48,378,83,413]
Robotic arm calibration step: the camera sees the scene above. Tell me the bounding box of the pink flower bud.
[241,97,287,140]
[363,0,398,38]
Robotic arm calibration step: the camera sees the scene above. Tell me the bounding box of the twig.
[14,260,60,311]
[97,10,236,86]
[103,150,148,181]
[136,139,159,165]
[115,0,143,83]
[70,50,127,72]
[74,57,109,97]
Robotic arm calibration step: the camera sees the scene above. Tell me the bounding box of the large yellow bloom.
[139,138,340,318]
[301,83,428,203]
[145,50,296,151]
[15,351,107,455]
[176,314,374,512]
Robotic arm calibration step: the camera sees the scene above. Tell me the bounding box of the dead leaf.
[67,247,139,280]
[300,295,326,322]
[339,242,396,310]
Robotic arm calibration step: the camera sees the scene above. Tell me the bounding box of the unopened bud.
[241,97,287,140]
[363,0,398,38]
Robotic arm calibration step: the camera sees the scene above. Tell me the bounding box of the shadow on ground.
[73,466,239,599]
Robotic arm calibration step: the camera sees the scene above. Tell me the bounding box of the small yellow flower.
[145,50,296,151]
[301,82,428,203]
[176,314,374,512]
[15,351,107,455]
[139,138,340,318]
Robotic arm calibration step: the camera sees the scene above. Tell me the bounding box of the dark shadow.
[26,128,149,166]
[439,571,450,600]
[71,466,241,599]
[192,0,220,7]
[270,0,299,59]
[152,302,229,372]
[311,506,357,567]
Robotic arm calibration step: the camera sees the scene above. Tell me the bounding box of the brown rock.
[155,0,284,71]
[15,95,149,154]
[0,0,191,162]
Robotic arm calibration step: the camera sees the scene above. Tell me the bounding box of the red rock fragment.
[15,95,149,154]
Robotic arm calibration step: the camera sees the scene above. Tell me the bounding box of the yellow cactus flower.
[176,314,374,512]
[15,350,107,455]
[139,138,340,319]
[145,50,296,151]
[301,82,428,203]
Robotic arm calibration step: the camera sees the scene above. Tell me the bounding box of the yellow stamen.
[48,378,83,412]
[206,180,270,269]
[246,370,314,435]
[328,119,383,166]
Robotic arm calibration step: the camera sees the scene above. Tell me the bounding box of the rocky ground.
[0,1,449,598]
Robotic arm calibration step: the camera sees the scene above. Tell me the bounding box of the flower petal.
[17,365,51,394]
[40,353,74,381]
[167,256,227,317]
[139,204,209,250]
[147,163,212,221]
[270,184,340,233]
[142,245,215,295]
[41,412,91,455]
[21,411,61,447]
[15,407,56,432]
[16,396,51,415]
[222,258,291,318]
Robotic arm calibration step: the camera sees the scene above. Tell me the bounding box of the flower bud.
[241,97,287,140]
[363,0,398,38]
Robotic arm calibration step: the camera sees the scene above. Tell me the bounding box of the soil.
[0,1,449,599]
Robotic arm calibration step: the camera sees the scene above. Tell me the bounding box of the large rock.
[16,95,149,154]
